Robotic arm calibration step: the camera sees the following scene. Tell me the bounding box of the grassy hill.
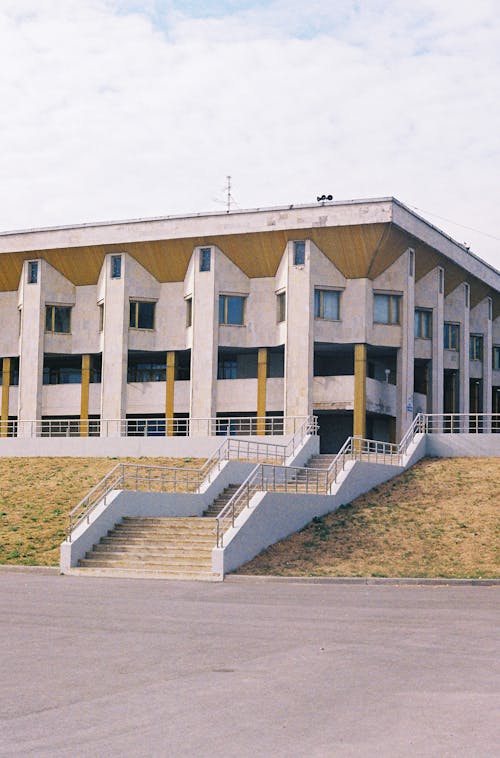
[237,457,500,579]
[0,457,204,567]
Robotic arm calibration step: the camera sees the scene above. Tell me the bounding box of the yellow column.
[1,358,11,437]
[165,351,176,436]
[257,348,268,435]
[353,344,367,442]
[80,354,90,437]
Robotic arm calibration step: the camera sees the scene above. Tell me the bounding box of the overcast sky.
[0,0,499,269]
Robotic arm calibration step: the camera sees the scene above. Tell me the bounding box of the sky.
[0,0,499,270]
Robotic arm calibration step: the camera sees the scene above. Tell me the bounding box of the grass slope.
[0,457,204,567]
[237,457,500,579]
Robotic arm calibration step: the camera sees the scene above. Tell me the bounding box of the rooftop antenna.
[212,176,239,213]
[225,175,233,213]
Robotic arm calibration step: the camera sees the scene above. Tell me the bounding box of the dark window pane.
[200,248,211,271]
[129,301,136,327]
[111,255,121,278]
[54,307,71,333]
[137,302,155,329]
[226,296,244,325]
[374,295,389,323]
[45,306,52,331]
[293,241,305,265]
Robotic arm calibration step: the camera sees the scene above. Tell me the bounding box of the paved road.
[1,574,498,757]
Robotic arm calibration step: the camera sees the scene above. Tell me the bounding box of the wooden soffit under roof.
[0,222,498,315]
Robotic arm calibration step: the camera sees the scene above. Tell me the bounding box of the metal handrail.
[0,415,311,439]
[67,462,204,539]
[67,415,318,541]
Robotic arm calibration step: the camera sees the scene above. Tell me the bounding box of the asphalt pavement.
[1,574,498,757]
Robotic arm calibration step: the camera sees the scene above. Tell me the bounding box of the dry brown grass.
[237,458,500,579]
[0,457,205,567]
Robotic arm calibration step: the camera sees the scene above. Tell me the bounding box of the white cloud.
[0,0,498,269]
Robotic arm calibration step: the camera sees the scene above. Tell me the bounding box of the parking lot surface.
[1,574,498,757]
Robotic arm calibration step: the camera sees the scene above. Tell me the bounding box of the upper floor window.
[276,292,286,322]
[0,357,19,386]
[444,322,459,350]
[293,240,305,266]
[493,346,500,371]
[28,261,38,284]
[129,300,155,330]
[200,248,211,272]
[470,334,483,361]
[314,289,340,321]
[45,305,71,334]
[185,297,192,327]
[374,293,400,325]
[219,294,245,326]
[110,255,122,279]
[414,309,432,339]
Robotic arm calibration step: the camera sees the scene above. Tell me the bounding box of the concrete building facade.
[0,197,499,451]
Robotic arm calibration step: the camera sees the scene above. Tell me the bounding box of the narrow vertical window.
[293,241,305,266]
[276,292,286,322]
[186,297,192,327]
[408,249,414,277]
[98,303,104,331]
[438,267,444,294]
[27,261,38,284]
[464,282,470,308]
[111,255,122,279]
[487,297,492,320]
[200,248,211,272]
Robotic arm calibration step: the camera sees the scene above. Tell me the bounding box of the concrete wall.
[426,433,500,457]
[214,459,406,575]
[0,434,291,458]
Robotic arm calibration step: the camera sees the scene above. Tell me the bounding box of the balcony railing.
[0,415,307,439]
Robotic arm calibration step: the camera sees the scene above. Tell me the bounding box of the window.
[493,346,500,371]
[488,298,493,321]
[314,289,340,321]
[276,292,286,322]
[98,303,104,331]
[185,297,192,327]
[0,357,19,386]
[470,335,483,361]
[444,322,459,350]
[28,261,38,284]
[408,249,414,277]
[45,305,71,334]
[43,355,81,385]
[199,248,211,272]
[129,300,155,330]
[293,240,305,266]
[218,357,238,379]
[374,294,400,325]
[464,282,470,308]
[438,267,444,294]
[110,255,122,279]
[219,294,245,325]
[414,309,432,339]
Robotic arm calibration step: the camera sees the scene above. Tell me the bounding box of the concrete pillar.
[100,256,128,434]
[17,261,44,436]
[1,357,11,437]
[80,354,90,436]
[257,347,268,434]
[353,344,367,439]
[396,249,415,441]
[284,240,313,433]
[190,246,217,435]
[165,350,176,435]
[459,283,470,425]
[483,301,493,429]
[431,268,445,417]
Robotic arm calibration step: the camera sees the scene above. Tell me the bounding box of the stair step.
[68,567,222,581]
[80,557,212,570]
[93,544,213,555]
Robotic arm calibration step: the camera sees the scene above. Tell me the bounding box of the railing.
[418,413,500,434]
[215,433,406,546]
[0,415,309,439]
[66,415,318,541]
[68,462,204,539]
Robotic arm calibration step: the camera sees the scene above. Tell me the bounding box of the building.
[0,197,499,451]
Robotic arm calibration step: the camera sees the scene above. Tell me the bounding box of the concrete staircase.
[202,484,241,517]
[304,454,336,470]
[72,517,220,581]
